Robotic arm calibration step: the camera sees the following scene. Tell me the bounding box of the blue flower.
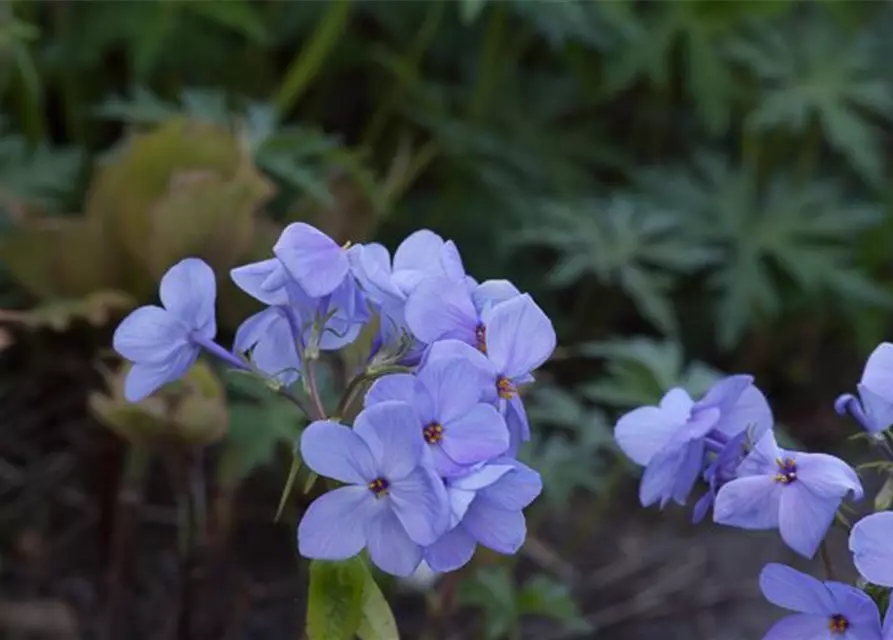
[233,306,302,385]
[714,431,862,558]
[835,342,893,434]
[364,357,510,476]
[424,458,542,572]
[297,401,449,577]
[387,229,469,296]
[424,293,556,453]
[273,222,351,297]
[759,563,882,640]
[614,375,773,509]
[849,511,893,588]
[113,258,217,402]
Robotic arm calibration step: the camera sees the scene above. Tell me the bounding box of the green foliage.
[458,566,589,639]
[307,557,367,640]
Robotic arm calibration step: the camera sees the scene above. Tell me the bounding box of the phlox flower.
[113,258,217,402]
[297,401,449,577]
[423,293,557,453]
[614,375,773,509]
[364,357,510,476]
[424,458,542,572]
[849,511,893,588]
[835,342,893,434]
[273,222,351,297]
[714,431,862,558]
[759,563,883,640]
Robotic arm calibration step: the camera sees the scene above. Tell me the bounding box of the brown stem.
[820,541,836,582]
[99,446,149,640]
[305,358,327,419]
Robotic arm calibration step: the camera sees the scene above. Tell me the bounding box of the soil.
[0,326,868,640]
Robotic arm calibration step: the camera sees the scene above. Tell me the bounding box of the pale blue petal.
[884,596,893,638]
[424,525,476,573]
[639,444,685,507]
[393,230,447,281]
[354,401,425,479]
[274,222,348,297]
[364,374,421,408]
[235,308,300,383]
[779,482,840,559]
[450,463,514,492]
[233,308,278,354]
[300,420,378,484]
[113,306,188,363]
[446,485,478,526]
[858,384,893,434]
[440,239,466,281]
[737,431,785,477]
[671,439,705,505]
[505,395,530,456]
[463,499,526,554]
[713,475,781,529]
[850,512,893,588]
[159,258,217,338]
[696,374,754,415]
[297,486,375,560]
[123,348,197,402]
[712,381,774,438]
[441,403,509,466]
[430,446,468,477]
[759,563,835,614]
[825,582,882,631]
[426,339,496,378]
[417,357,486,423]
[230,258,289,306]
[349,242,403,308]
[366,503,423,577]
[479,460,542,510]
[485,294,556,379]
[615,405,685,467]
[861,342,893,394]
[796,453,863,501]
[390,465,449,545]
[660,387,695,422]
[471,279,521,314]
[762,615,836,640]
[405,278,478,345]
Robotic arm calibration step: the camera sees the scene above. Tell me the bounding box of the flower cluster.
[113,223,554,577]
[615,343,893,639]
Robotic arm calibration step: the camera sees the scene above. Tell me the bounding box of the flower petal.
[615,405,685,467]
[364,374,422,408]
[425,339,496,386]
[485,294,556,379]
[424,525,477,573]
[505,395,530,456]
[471,279,521,314]
[230,258,290,306]
[405,278,478,345]
[709,379,774,439]
[349,243,403,309]
[850,511,893,588]
[113,306,189,363]
[392,230,448,288]
[441,403,509,466]
[440,240,466,282]
[463,498,526,554]
[759,563,836,615]
[366,507,423,577]
[417,357,486,423]
[796,453,863,501]
[390,465,449,545]
[159,258,217,337]
[479,460,542,510]
[862,343,893,394]
[450,463,515,492]
[713,475,781,529]
[274,222,348,297]
[123,349,197,402]
[297,486,375,560]
[354,401,425,479]
[825,582,882,631]
[737,431,785,477]
[762,614,836,640]
[779,482,840,559]
[300,420,378,484]
[858,384,893,434]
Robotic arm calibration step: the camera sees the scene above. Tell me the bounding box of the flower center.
[774,457,797,484]
[496,376,515,399]
[829,614,849,633]
[367,477,390,497]
[423,422,445,444]
[475,323,487,353]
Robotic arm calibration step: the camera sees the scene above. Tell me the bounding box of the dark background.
[0,1,890,638]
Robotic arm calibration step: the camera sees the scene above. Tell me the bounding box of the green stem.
[273,0,352,116]
[305,358,327,419]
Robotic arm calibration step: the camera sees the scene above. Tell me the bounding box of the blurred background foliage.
[1,1,892,637]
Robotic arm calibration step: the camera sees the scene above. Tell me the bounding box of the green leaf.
[307,557,366,640]
[459,0,487,25]
[517,575,590,632]
[357,563,399,640]
[185,0,268,44]
[877,475,893,512]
